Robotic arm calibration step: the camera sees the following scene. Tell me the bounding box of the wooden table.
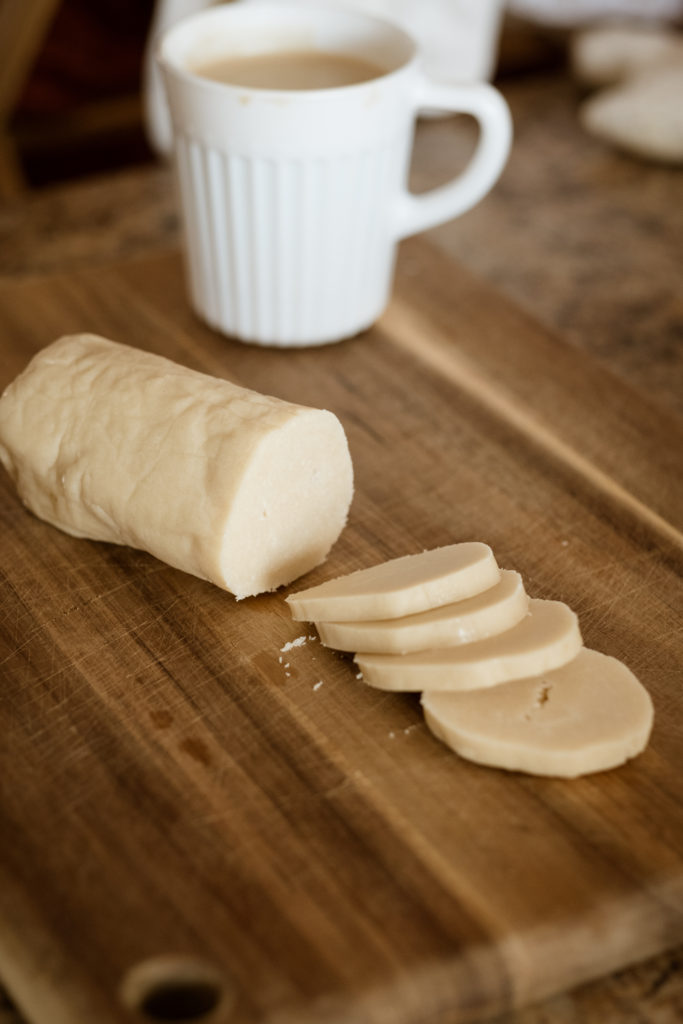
[0,69,681,1024]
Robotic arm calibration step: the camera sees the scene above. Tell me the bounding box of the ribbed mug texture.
[176,135,405,346]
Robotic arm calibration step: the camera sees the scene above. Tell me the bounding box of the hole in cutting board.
[140,979,219,1021]
[120,955,234,1023]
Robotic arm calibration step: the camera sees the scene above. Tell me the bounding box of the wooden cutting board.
[0,239,681,1024]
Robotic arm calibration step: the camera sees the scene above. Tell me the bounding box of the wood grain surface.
[0,240,681,1024]
[2,73,680,418]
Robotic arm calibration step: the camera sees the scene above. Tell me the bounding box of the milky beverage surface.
[190,49,384,90]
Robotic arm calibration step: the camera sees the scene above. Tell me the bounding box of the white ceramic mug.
[158,3,512,347]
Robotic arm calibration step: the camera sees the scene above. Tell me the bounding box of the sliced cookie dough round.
[286,542,499,622]
[355,599,581,692]
[421,648,653,778]
[316,569,527,654]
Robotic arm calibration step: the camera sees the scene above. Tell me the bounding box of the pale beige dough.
[0,334,353,598]
[421,648,653,778]
[355,599,581,692]
[316,569,528,654]
[571,26,683,87]
[286,542,499,622]
[580,62,683,164]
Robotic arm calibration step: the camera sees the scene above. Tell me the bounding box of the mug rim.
[157,1,419,100]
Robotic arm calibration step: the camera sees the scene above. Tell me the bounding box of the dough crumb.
[313,680,324,691]
[281,636,307,652]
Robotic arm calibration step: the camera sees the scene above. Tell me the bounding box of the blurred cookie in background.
[567,20,683,164]
[580,58,683,163]
[571,23,683,85]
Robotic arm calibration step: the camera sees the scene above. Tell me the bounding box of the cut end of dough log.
[421,649,654,778]
[221,408,354,598]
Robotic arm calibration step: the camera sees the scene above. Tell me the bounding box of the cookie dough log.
[421,649,654,778]
[0,334,354,598]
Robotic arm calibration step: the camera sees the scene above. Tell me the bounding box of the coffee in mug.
[190,50,385,90]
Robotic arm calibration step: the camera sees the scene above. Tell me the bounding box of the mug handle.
[394,80,513,240]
